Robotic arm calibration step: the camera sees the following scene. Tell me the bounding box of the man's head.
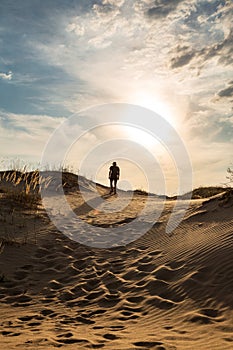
[113,161,116,166]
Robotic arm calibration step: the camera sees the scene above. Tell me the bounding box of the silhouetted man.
[109,161,120,194]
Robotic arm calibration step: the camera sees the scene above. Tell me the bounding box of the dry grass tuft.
[0,170,41,209]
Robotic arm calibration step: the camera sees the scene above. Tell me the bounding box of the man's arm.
[117,167,120,179]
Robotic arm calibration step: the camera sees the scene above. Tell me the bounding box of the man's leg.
[113,179,117,194]
[110,179,113,193]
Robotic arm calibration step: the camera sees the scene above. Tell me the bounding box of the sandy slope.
[0,187,233,350]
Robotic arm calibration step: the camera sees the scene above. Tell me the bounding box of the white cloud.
[0,70,12,80]
[102,0,125,6]
[0,111,66,162]
[66,22,85,36]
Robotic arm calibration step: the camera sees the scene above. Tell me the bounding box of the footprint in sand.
[133,341,165,348]
[103,333,120,340]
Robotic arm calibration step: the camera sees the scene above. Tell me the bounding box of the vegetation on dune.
[0,169,80,207]
[190,186,232,199]
[133,189,149,196]
[0,170,41,209]
[227,166,233,185]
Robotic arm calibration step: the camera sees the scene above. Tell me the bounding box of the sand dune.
[0,175,233,349]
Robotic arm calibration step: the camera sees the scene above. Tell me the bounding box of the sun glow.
[124,125,160,151]
[130,91,177,127]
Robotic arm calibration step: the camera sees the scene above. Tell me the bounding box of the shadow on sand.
[73,192,117,216]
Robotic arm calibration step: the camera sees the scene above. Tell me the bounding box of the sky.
[0,0,232,195]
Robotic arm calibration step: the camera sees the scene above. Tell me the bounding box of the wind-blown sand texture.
[0,172,233,349]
